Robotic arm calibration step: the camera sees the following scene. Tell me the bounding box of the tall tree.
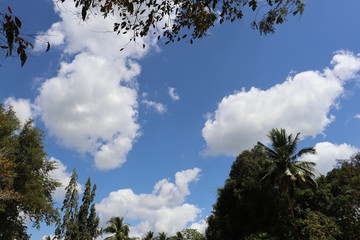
[322,155,360,239]
[55,169,80,240]
[258,128,318,240]
[55,170,100,240]
[103,216,131,240]
[0,105,59,240]
[206,146,280,240]
[78,178,100,240]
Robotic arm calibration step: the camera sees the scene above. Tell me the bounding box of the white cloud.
[142,99,167,114]
[355,114,360,119]
[4,97,36,125]
[168,87,180,101]
[189,219,208,234]
[48,157,82,201]
[300,142,359,174]
[34,0,161,170]
[202,51,360,156]
[96,168,202,237]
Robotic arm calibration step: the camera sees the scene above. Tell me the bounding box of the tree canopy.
[0,105,60,240]
[206,129,360,240]
[54,169,100,240]
[1,0,305,66]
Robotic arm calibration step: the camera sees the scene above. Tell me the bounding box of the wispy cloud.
[168,87,180,101]
[142,99,167,114]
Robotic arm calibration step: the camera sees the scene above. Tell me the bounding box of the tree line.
[1,105,359,239]
[206,129,360,240]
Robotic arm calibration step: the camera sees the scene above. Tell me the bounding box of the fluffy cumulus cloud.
[168,87,180,101]
[189,219,208,233]
[202,51,360,156]
[33,0,160,170]
[4,97,35,125]
[48,157,82,201]
[96,168,202,237]
[300,142,359,174]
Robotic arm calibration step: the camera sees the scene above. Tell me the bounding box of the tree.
[179,229,205,240]
[0,148,19,206]
[63,0,305,44]
[78,178,101,240]
[298,210,340,240]
[0,105,60,240]
[206,146,281,240]
[55,169,100,240]
[2,0,305,65]
[322,155,360,239]
[103,216,131,240]
[156,232,169,240]
[55,169,80,240]
[143,231,155,240]
[258,128,318,240]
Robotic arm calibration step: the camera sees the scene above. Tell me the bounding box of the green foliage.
[62,0,305,46]
[179,229,205,240]
[55,169,80,240]
[78,178,100,240]
[298,210,340,240]
[0,105,60,240]
[206,146,286,240]
[258,128,318,240]
[206,128,360,240]
[142,231,155,240]
[55,169,100,240]
[103,216,131,240]
[156,232,169,240]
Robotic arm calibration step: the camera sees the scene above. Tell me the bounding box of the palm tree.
[258,128,319,240]
[103,216,130,240]
[157,232,169,240]
[143,231,155,240]
[175,231,184,240]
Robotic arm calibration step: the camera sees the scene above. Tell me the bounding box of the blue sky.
[1,0,360,239]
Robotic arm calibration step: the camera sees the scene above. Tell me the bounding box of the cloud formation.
[168,87,180,101]
[202,51,360,156]
[96,168,202,237]
[4,97,35,126]
[141,99,167,114]
[300,142,359,174]
[33,0,159,170]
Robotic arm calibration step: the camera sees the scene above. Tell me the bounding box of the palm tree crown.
[258,128,319,240]
[258,128,319,188]
[103,216,130,240]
